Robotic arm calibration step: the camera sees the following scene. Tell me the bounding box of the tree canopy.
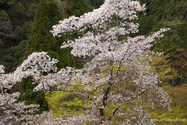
[0,0,172,124]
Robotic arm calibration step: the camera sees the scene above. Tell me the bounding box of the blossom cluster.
[51,0,145,36]
[0,52,58,90]
[0,92,40,124]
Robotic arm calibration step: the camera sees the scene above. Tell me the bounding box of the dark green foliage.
[137,0,187,49]
[0,10,10,21]
[137,14,154,35]
[8,40,27,71]
[63,0,93,18]
[14,21,32,42]
[162,18,187,49]
[0,39,4,50]
[0,39,4,67]
[177,21,187,49]
[151,36,177,57]
[0,21,13,38]
[0,20,32,72]
[0,0,15,10]
[149,18,187,61]
[8,2,28,26]
[0,0,40,74]
[26,3,38,18]
[0,40,27,72]
[90,0,104,8]
[9,2,25,14]
[0,0,15,5]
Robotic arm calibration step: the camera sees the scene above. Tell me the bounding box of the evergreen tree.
[150,36,177,57]
[63,0,93,18]
[25,0,61,58]
[18,0,85,113]
[17,0,64,113]
[170,48,187,85]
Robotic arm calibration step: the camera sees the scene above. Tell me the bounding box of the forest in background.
[0,0,187,124]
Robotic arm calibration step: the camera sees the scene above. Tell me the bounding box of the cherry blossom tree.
[0,0,171,124]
